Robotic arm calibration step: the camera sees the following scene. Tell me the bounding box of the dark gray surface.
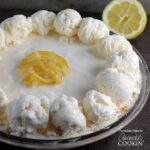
[0,10,149,150]
[0,0,149,14]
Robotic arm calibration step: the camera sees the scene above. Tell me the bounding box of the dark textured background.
[0,9,149,150]
[0,0,149,14]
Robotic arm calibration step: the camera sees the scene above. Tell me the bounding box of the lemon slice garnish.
[102,0,147,39]
[18,50,70,87]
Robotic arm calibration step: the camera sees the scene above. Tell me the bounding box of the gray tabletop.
[0,10,149,150]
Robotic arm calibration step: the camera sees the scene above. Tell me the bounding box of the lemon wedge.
[102,0,147,39]
[18,50,70,87]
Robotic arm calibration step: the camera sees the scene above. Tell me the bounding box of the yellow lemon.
[102,0,147,39]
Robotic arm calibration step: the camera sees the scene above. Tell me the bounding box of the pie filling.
[18,50,70,86]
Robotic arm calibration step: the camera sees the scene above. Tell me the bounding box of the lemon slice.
[18,50,70,87]
[102,0,147,39]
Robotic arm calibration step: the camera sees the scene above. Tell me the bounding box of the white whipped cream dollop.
[78,17,109,44]
[0,15,32,45]
[30,10,56,35]
[50,95,86,132]
[54,9,82,37]
[83,90,117,122]
[96,34,133,59]
[7,95,50,133]
[106,50,140,79]
[95,68,135,105]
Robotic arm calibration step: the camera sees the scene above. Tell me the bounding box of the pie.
[0,9,141,139]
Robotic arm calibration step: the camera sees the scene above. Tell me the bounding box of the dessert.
[0,9,142,139]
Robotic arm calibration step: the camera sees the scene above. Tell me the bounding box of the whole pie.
[0,9,141,139]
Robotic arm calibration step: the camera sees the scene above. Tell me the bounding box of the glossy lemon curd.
[18,50,70,87]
